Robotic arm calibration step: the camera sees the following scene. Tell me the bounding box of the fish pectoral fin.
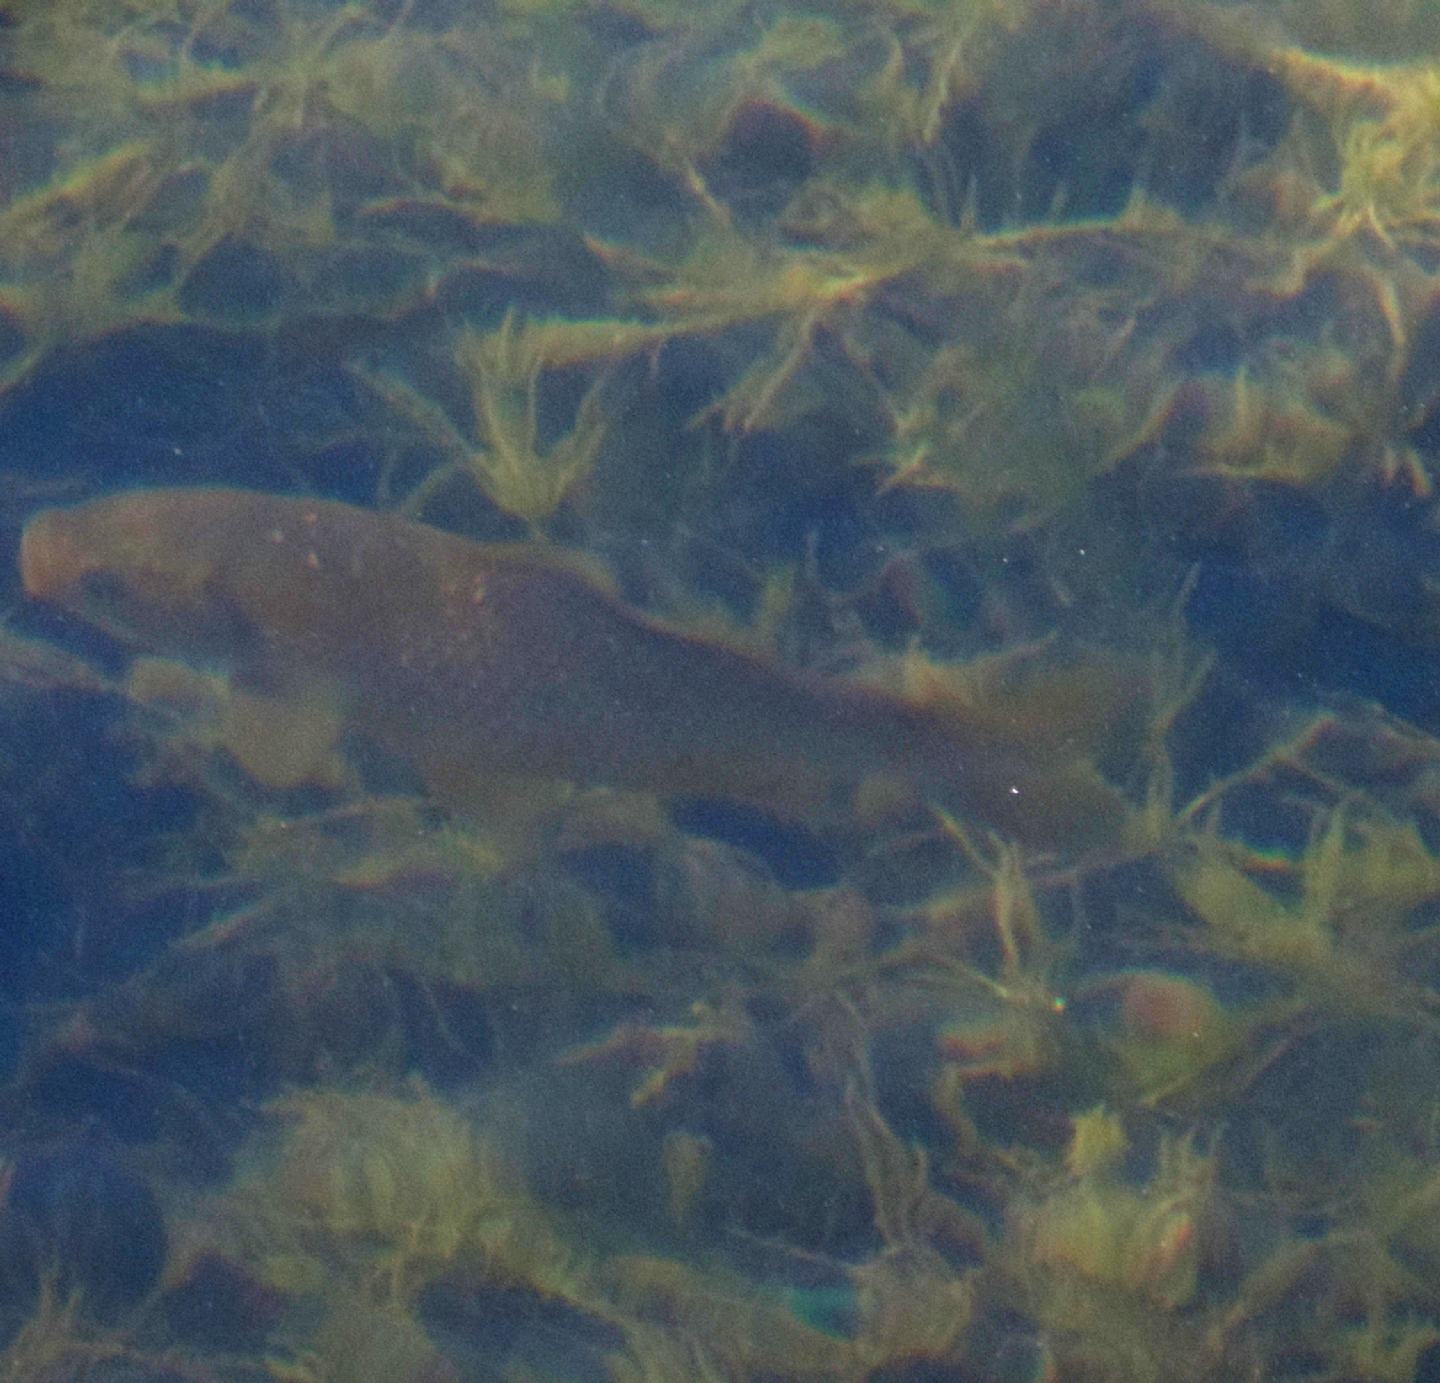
[220,670,348,790]
[415,749,581,867]
[417,746,573,819]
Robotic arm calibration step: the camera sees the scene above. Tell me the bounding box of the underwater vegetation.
[18,485,1132,850]
[0,1141,167,1331]
[7,0,1440,1380]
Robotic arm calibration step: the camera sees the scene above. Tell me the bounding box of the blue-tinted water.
[2,2,1440,1379]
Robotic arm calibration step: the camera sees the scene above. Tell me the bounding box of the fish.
[18,487,1129,849]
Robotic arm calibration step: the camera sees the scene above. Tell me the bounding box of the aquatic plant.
[1020,1114,1214,1310]
[927,842,1070,1084]
[358,310,615,527]
[559,994,753,1109]
[14,2,1440,1379]
[0,1142,167,1327]
[1080,969,1247,1106]
[1172,804,1440,1025]
[452,310,614,524]
[603,1077,979,1378]
[259,1085,569,1304]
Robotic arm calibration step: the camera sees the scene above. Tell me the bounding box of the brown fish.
[19,487,1128,848]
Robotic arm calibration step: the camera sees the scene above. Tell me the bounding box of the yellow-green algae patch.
[7,1,1440,1380]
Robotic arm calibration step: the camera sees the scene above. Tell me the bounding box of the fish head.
[20,490,261,660]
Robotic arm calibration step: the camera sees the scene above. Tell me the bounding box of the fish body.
[19,488,1125,847]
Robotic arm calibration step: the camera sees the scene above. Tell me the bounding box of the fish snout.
[19,510,86,601]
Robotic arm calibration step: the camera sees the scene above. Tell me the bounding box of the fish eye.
[77,568,140,611]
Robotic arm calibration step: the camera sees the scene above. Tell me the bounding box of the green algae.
[4,1,1440,1379]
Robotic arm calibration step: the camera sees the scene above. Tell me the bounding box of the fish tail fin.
[902,647,1141,853]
